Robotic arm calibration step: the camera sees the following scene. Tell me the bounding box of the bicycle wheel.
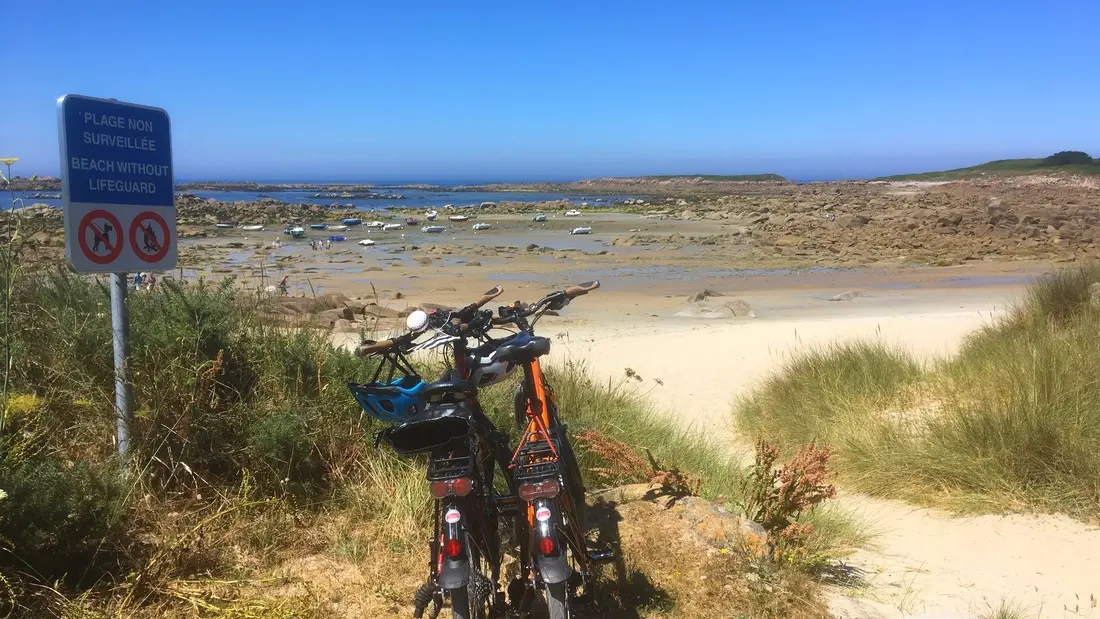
[545,581,571,619]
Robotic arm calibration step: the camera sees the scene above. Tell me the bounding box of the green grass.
[0,271,852,617]
[877,157,1100,181]
[734,264,1100,517]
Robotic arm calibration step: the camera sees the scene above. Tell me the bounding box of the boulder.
[465,261,482,267]
[675,298,754,319]
[829,289,866,302]
[837,214,870,228]
[331,319,359,334]
[681,209,699,220]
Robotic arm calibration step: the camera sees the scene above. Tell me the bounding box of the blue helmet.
[348,375,427,423]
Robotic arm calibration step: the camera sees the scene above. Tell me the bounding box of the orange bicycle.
[471,281,608,618]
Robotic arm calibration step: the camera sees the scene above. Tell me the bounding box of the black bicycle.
[350,287,517,619]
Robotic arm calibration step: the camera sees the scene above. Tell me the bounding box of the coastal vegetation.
[734,264,1100,518]
[878,151,1100,181]
[0,270,846,616]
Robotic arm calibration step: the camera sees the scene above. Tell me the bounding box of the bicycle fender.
[438,500,470,589]
[532,499,572,585]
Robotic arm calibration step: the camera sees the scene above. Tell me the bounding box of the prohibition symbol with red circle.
[77,209,124,265]
[129,211,172,263]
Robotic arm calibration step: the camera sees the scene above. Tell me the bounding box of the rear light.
[430,477,474,498]
[538,537,556,556]
[444,538,463,559]
[518,479,560,501]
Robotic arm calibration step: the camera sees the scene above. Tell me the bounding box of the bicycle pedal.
[586,548,616,563]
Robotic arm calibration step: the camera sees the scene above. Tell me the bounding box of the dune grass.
[0,271,846,617]
[734,264,1100,517]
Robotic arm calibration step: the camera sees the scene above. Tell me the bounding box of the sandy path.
[552,291,1100,619]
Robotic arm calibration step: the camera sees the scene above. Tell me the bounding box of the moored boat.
[343,218,363,226]
[426,210,439,221]
[285,226,307,238]
[532,214,547,222]
[569,226,592,235]
[309,223,328,230]
[472,223,491,231]
[382,223,403,231]
[215,222,234,229]
[329,235,346,242]
[448,215,469,222]
[240,224,265,231]
[421,225,446,233]
[329,224,348,231]
[358,238,376,246]
[564,209,581,217]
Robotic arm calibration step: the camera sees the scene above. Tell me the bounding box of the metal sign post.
[57,94,175,459]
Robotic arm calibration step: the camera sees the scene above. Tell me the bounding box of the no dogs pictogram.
[129,211,172,263]
[77,209,124,265]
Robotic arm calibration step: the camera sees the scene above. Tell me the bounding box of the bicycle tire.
[545,581,571,619]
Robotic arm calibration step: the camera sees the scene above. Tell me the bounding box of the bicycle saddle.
[491,332,551,365]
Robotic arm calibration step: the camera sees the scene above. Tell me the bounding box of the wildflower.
[0,489,7,501]
[0,158,18,167]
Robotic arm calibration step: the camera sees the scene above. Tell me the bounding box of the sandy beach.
[330,266,1100,619]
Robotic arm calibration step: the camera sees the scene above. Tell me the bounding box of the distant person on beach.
[278,274,290,296]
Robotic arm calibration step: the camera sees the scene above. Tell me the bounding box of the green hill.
[879,152,1100,181]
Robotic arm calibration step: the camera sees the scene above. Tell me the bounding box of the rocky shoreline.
[6,175,1100,269]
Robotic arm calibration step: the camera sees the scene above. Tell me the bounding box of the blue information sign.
[58,94,176,272]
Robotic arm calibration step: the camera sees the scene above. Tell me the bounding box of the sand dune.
[556,288,1100,619]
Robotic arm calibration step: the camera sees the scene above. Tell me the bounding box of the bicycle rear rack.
[426,451,474,481]
[512,434,562,482]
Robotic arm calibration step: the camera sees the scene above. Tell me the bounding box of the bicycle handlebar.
[564,280,599,298]
[355,285,505,357]
[474,285,504,308]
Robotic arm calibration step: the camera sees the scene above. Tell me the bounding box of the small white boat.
[285,226,307,238]
[472,223,491,231]
[569,227,592,235]
[564,210,581,217]
[358,238,376,246]
[449,215,469,222]
[240,224,265,231]
[382,223,404,231]
[367,221,386,228]
[426,210,439,221]
[532,214,547,222]
[422,225,446,234]
[215,222,234,229]
[329,224,349,231]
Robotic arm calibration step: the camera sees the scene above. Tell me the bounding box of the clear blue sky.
[5,0,1098,181]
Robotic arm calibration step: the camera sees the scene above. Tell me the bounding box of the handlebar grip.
[564,280,600,298]
[474,285,504,308]
[355,339,394,357]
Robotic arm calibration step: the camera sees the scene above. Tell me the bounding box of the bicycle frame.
[511,353,589,597]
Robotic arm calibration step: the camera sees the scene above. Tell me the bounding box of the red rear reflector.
[519,479,561,501]
[430,477,473,498]
[452,477,473,496]
[444,538,463,559]
[539,537,556,556]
